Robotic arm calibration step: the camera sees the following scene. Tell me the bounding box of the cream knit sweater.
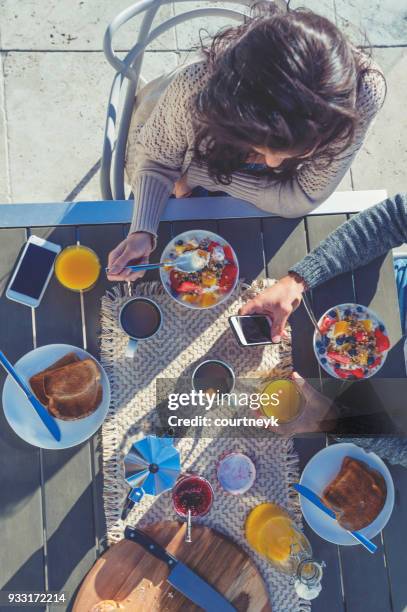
[125,57,385,238]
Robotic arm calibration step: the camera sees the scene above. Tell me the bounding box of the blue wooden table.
[0,192,406,612]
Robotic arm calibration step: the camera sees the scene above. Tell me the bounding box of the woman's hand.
[262,372,338,437]
[239,273,306,342]
[107,232,153,282]
[174,174,193,198]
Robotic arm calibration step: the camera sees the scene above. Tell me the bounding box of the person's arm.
[126,63,205,239]
[240,193,407,341]
[186,63,386,217]
[291,193,407,288]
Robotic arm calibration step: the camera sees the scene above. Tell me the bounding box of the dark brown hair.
[193,3,384,184]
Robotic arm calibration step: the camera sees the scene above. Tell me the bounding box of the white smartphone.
[6,235,61,308]
[229,315,272,346]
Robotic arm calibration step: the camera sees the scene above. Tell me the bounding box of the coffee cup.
[192,359,235,394]
[119,297,162,358]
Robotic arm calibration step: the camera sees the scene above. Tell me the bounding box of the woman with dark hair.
[107,3,385,281]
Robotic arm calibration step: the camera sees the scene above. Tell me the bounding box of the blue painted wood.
[0,190,387,228]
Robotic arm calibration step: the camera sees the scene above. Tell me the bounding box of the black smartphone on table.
[229,315,272,346]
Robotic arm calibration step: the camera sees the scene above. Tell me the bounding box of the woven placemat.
[100,280,310,612]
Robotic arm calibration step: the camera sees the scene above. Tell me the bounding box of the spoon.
[106,250,209,275]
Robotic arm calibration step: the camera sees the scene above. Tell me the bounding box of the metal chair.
[100,0,249,201]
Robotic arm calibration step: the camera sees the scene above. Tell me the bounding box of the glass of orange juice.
[260,378,304,424]
[245,503,311,574]
[55,245,101,292]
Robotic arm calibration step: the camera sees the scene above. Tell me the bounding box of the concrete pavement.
[0,0,406,204]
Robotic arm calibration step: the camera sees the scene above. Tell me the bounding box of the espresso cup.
[119,297,162,358]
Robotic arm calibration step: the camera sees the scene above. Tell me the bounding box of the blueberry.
[322,336,330,346]
[328,309,337,318]
[348,348,357,356]
[316,340,323,348]
[334,363,341,369]
[321,357,327,364]
[176,239,184,246]
[356,306,363,313]
[379,324,385,332]
[215,262,223,269]
[367,356,375,365]
[318,347,326,355]
[344,309,351,316]
[336,336,345,345]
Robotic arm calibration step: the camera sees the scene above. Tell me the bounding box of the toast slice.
[43,358,102,420]
[29,352,80,405]
[322,457,386,531]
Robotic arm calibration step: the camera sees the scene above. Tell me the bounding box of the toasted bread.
[29,352,80,405]
[43,359,102,420]
[322,457,386,531]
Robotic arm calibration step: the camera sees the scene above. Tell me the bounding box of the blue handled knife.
[294,483,377,553]
[0,350,61,442]
[125,526,236,611]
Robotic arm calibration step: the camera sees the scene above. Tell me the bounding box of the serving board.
[73,521,272,611]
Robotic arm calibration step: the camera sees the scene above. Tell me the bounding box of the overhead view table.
[0,190,406,612]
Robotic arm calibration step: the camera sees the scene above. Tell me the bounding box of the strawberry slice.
[207,241,220,252]
[352,368,365,379]
[223,245,234,262]
[319,316,336,334]
[327,351,351,365]
[354,331,365,342]
[169,269,183,291]
[219,263,238,291]
[336,369,352,379]
[374,329,390,352]
[177,281,202,294]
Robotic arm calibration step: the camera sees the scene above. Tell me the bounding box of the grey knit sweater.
[291,193,407,289]
[126,57,385,238]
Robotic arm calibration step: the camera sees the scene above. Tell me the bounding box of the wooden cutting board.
[73,521,271,612]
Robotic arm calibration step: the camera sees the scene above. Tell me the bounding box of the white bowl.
[299,442,394,545]
[2,344,110,449]
[160,230,239,310]
[313,303,389,379]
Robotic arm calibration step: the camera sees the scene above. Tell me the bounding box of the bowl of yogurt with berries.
[313,303,390,379]
[160,230,239,309]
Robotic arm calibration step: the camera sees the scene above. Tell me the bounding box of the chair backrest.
[100,0,249,201]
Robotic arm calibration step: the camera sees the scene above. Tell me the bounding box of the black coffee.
[193,361,234,394]
[120,298,161,339]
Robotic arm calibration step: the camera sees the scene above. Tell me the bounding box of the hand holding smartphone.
[229,315,272,346]
[6,235,61,308]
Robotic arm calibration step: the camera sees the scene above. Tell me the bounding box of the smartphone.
[6,235,61,308]
[229,315,272,346]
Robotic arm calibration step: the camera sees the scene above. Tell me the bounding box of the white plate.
[299,443,394,545]
[160,230,239,310]
[313,303,389,379]
[2,344,110,450]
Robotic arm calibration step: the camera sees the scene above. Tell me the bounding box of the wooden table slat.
[0,229,46,610]
[30,226,97,610]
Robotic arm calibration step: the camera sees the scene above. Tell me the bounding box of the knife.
[0,350,61,442]
[125,526,236,611]
[293,483,377,553]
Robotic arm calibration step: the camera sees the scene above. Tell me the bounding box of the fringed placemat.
[100,280,310,612]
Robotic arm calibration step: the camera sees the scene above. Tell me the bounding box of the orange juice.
[245,503,311,572]
[260,378,303,423]
[55,245,101,291]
